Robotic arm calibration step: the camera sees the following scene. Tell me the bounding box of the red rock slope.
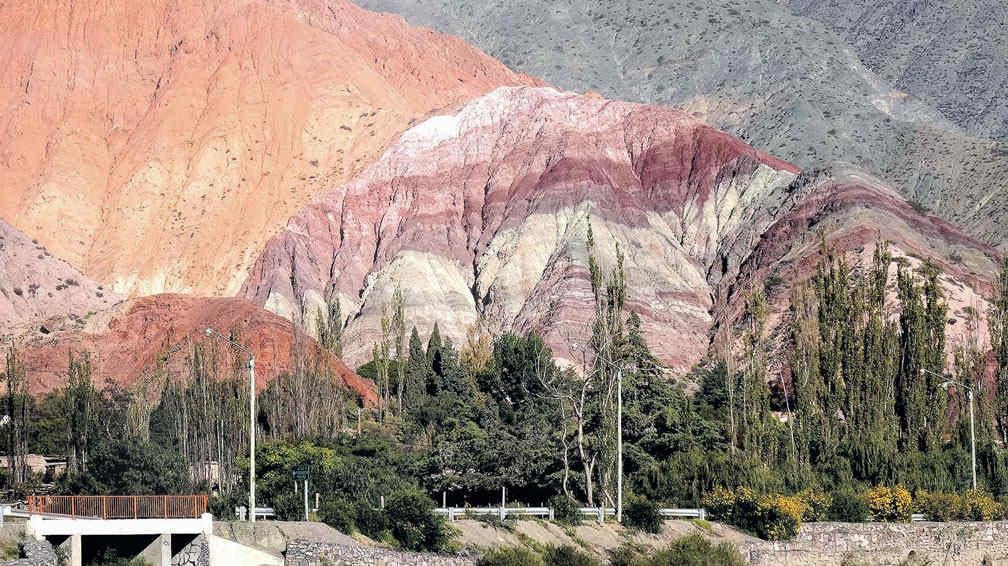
[0,0,538,297]
[243,86,1000,371]
[0,219,121,331]
[17,294,376,402]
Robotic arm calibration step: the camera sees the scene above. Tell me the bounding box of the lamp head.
[940,381,952,390]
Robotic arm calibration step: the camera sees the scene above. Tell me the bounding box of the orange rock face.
[18,294,376,404]
[0,0,538,297]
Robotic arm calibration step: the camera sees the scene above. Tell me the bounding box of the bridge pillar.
[140,533,172,565]
[162,534,172,565]
[69,533,81,566]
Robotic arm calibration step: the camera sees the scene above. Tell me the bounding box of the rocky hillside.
[0,0,537,297]
[17,293,375,401]
[782,0,1008,142]
[0,219,120,331]
[358,0,1008,247]
[243,87,999,370]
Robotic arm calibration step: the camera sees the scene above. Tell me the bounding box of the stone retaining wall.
[743,521,1008,565]
[285,540,474,566]
[172,535,210,566]
[0,540,58,566]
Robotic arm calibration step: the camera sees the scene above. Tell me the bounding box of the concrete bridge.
[21,495,226,566]
[4,495,288,565]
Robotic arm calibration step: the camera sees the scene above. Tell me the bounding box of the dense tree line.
[2,228,1007,547]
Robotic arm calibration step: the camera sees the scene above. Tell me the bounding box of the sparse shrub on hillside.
[0,538,18,561]
[898,550,932,566]
[477,546,544,566]
[610,534,744,566]
[542,545,600,566]
[908,199,931,215]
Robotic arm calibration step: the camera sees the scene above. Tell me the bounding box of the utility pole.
[206,328,257,522]
[969,387,976,490]
[249,354,257,522]
[616,366,623,524]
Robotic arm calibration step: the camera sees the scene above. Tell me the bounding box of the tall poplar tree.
[896,260,947,453]
[4,346,29,486]
[992,257,1008,444]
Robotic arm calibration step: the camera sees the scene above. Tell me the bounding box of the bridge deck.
[28,515,212,537]
[27,495,208,520]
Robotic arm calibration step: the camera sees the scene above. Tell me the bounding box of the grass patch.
[692,518,713,532]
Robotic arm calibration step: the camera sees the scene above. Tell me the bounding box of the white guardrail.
[435,506,706,522]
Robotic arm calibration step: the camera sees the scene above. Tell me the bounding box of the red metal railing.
[27,495,208,519]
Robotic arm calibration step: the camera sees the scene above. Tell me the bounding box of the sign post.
[293,465,310,521]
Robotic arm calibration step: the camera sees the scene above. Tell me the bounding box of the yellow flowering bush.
[766,495,804,540]
[960,489,1000,521]
[865,485,912,522]
[914,489,1000,521]
[702,487,801,541]
[795,489,832,522]
[702,486,743,525]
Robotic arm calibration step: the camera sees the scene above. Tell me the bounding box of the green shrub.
[355,505,390,540]
[543,545,600,566]
[318,498,356,534]
[624,496,662,534]
[549,494,581,526]
[271,490,304,521]
[914,491,957,521]
[384,490,448,552]
[477,546,545,566]
[828,488,870,522]
[659,533,745,566]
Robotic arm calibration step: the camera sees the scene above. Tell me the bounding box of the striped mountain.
[243,86,1000,371]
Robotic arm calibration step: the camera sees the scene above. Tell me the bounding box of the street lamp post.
[206,328,257,522]
[923,368,975,490]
